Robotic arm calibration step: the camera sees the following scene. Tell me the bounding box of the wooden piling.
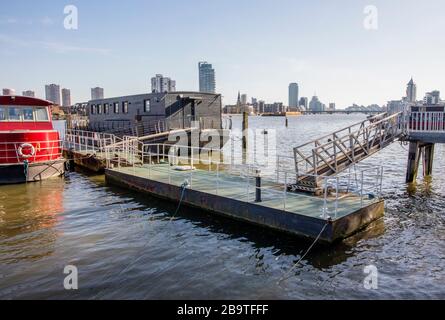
[242,111,248,163]
[406,141,421,183]
[423,143,435,177]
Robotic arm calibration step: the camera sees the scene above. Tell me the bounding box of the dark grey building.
[198,62,216,93]
[87,91,222,135]
[288,83,299,110]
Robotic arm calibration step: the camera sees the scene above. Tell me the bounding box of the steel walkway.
[293,112,404,193]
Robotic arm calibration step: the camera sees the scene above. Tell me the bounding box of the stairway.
[292,112,404,193]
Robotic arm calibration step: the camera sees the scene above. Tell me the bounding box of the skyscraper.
[288,83,299,110]
[241,94,248,105]
[91,87,104,100]
[406,78,417,103]
[2,88,16,96]
[198,61,216,93]
[309,95,324,112]
[22,90,35,98]
[151,74,176,93]
[62,88,71,107]
[45,84,61,105]
[299,97,308,110]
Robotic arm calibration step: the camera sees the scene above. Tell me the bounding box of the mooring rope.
[277,219,331,285]
[92,179,190,299]
[171,180,190,220]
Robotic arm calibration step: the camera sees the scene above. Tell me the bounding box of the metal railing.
[78,116,221,138]
[64,129,120,154]
[0,140,63,164]
[104,141,383,219]
[405,111,445,133]
[293,112,402,191]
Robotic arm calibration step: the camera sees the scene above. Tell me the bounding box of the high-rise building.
[328,103,336,111]
[2,88,16,96]
[22,90,35,97]
[406,78,417,103]
[198,61,216,93]
[241,94,248,105]
[299,97,308,110]
[258,100,265,114]
[62,88,72,107]
[309,95,324,112]
[151,74,176,93]
[424,91,441,105]
[45,84,61,105]
[91,87,104,100]
[288,83,299,110]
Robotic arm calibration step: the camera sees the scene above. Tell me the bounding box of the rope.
[92,179,190,299]
[277,219,331,285]
[171,180,190,220]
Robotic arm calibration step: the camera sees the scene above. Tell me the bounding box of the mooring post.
[406,141,421,183]
[255,169,262,203]
[423,143,435,177]
[242,111,248,163]
[285,117,289,128]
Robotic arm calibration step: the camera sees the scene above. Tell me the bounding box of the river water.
[0,115,444,299]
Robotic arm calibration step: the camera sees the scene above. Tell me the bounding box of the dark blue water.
[0,115,444,299]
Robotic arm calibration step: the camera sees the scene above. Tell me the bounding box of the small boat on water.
[0,95,65,184]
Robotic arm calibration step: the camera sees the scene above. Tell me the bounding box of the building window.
[114,102,119,114]
[144,99,151,113]
[91,104,96,114]
[122,101,128,114]
[97,104,102,114]
[104,103,109,114]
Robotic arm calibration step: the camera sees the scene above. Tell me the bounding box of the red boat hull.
[0,159,65,184]
[0,131,63,165]
[0,96,66,184]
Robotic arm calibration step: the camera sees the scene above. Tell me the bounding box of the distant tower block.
[406,78,417,103]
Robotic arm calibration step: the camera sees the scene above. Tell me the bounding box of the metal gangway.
[293,112,404,193]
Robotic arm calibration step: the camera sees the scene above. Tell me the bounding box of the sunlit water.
[0,115,444,299]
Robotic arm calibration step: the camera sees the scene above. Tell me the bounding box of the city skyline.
[1,0,445,107]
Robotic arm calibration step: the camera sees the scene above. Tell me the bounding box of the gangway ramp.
[293,112,404,193]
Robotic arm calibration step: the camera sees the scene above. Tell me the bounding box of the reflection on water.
[0,115,444,299]
[0,180,64,263]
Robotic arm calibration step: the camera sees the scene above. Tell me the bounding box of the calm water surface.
[0,115,444,299]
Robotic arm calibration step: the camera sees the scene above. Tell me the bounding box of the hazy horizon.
[1,0,444,108]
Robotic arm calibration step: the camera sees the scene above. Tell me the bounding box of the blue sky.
[1,0,444,108]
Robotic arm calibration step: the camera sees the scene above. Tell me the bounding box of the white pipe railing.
[0,140,64,164]
[406,111,445,133]
[64,129,119,154]
[104,141,383,219]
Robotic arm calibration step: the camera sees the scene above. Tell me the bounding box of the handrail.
[104,139,383,218]
[0,139,63,163]
[406,111,445,133]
